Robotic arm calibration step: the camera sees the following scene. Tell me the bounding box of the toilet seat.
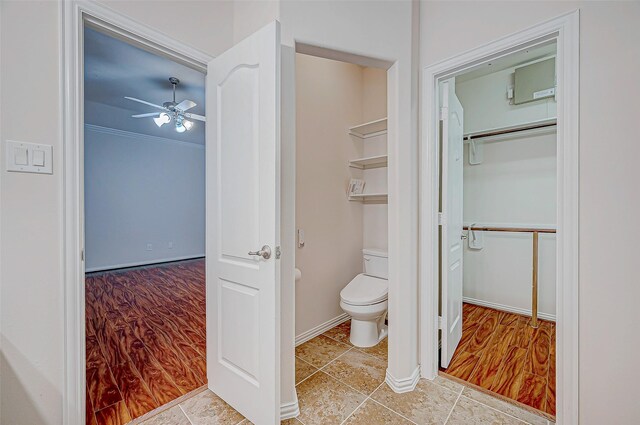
[340,274,388,306]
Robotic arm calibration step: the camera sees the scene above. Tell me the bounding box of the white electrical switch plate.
[5,140,53,174]
[15,147,28,165]
[32,150,45,167]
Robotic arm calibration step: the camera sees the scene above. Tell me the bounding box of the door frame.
[61,2,212,424]
[419,10,579,425]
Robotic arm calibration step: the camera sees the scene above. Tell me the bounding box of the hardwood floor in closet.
[85,259,206,425]
[442,303,556,418]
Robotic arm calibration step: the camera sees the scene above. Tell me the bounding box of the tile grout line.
[315,344,389,394]
[294,367,321,388]
[294,345,355,388]
[337,380,386,425]
[316,368,372,400]
[456,394,535,425]
[367,397,419,425]
[178,404,196,425]
[442,388,463,425]
[317,347,354,371]
[320,330,352,346]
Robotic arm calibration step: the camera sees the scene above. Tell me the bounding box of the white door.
[206,21,281,425]
[440,79,464,369]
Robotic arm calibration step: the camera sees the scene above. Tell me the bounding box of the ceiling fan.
[125,77,205,133]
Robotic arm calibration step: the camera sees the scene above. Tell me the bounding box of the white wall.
[101,0,234,56]
[0,3,64,424]
[456,66,557,134]
[462,132,557,318]
[421,2,640,423]
[294,54,365,335]
[84,126,205,271]
[233,0,279,44]
[0,1,234,424]
[456,68,557,319]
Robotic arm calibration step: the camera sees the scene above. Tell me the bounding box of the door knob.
[248,245,271,260]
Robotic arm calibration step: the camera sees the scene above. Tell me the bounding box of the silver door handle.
[248,245,271,259]
[461,234,468,240]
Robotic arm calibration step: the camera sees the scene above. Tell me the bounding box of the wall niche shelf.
[348,154,388,170]
[348,117,388,139]
[348,193,388,203]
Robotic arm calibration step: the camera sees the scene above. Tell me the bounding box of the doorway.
[289,49,395,422]
[437,42,558,420]
[64,3,283,424]
[83,25,207,424]
[420,12,579,425]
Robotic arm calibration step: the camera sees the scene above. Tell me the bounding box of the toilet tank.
[363,249,388,279]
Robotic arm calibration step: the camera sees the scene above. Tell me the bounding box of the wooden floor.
[85,259,207,425]
[442,303,556,417]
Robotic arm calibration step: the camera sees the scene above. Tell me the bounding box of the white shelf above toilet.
[348,117,388,139]
[348,154,388,169]
[348,193,388,203]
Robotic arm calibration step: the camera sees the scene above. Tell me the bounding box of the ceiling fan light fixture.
[175,122,186,133]
[183,120,194,131]
[154,112,171,127]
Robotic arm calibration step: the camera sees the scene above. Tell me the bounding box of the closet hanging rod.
[463,224,556,328]
[463,225,556,234]
[464,121,556,141]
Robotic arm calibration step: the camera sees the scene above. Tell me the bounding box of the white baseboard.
[280,398,300,420]
[463,297,556,322]
[295,313,350,346]
[385,365,420,393]
[85,255,205,273]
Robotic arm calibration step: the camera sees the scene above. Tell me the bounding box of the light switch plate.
[5,140,53,174]
[32,149,45,167]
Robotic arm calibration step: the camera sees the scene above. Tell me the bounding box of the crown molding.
[84,124,205,149]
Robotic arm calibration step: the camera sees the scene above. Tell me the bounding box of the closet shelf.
[349,118,388,139]
[348,155,388,169]
[348,193,388,203]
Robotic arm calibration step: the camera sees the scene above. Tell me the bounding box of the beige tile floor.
[138,321,554,425]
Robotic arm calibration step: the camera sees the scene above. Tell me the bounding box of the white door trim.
[419,10,579,425]
[61,2,212,424]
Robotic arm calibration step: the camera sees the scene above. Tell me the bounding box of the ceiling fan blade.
[176,99,197,111]
[131,112,161,118]
[124,96,167,111]
[184,112,206,122]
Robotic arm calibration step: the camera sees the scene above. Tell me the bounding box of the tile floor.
[138,320,554,425]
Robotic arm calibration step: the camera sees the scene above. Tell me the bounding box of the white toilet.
[340,249,388,347]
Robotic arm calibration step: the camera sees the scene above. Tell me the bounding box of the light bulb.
[183,120,194,131]
[175,123,186,133]
[154,112,171,127]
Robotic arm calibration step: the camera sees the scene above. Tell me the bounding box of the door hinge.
[81,249,85,262]
[439,106,448,121]
[438,212,446,226]
[438,316,443,330]
[275,246,281,260]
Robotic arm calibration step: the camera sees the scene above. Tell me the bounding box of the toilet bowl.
[340,249,388,347]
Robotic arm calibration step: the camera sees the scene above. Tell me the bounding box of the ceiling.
[84,27,206,144]
[456,41,557,83]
